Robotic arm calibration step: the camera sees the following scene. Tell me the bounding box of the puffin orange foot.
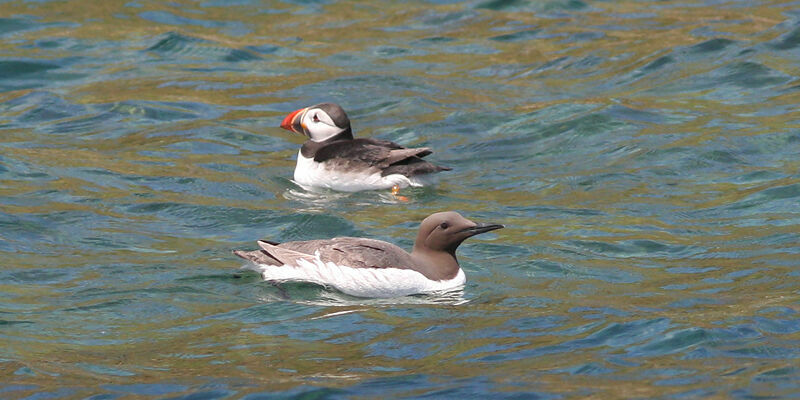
[390,185,409,202]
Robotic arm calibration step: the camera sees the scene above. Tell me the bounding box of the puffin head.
[280,102,352,142]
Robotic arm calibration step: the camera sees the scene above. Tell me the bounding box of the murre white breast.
[233,211,504,298]
[279,102,450,192]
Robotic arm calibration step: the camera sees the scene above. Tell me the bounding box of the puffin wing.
[313,138,433,169]
[384,147,433,165]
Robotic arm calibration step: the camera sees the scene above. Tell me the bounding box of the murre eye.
[439,222,449,230]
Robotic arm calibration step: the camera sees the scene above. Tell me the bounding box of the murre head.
[414,211,504,254]
[280,102,353,142]
[410,211,503,280]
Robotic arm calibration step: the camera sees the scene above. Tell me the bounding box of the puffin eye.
[439,222,449,230]
[312,114,320,122]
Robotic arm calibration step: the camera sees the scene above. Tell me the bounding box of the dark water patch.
[2,0,800,397]
[472,61,538,79]
[370,45,414,57]
[651,59,791,99]
[461,242,528,260]
[0,212,64,252]
[241,387,347,399]
[277,75,445,108]
[474,319,671,363]
[61,298,134,313]
[124,202,283,237]
[554,362,614,376]
[606,104,666,124]
[510,205,605,218]
[700,149,746,164]
[76,363,136,378]
[334,375,556,400]
[476,0,587,13]
[552,55,608,77]
[755,366,799,381]
[3,268,76,285]
[248,308,391,342]
[666,266,718,275]
[0,319,34,326]
[490,28,542,42]
[28,37,80,50]
[12,94,89,128]
[725,345,799,360]
[768,25,800,50]
[0,60,59,90]
[504,315,570,334]
[165,139,239,155]
[0,385,39,397]
[280,213,363,241]
[157,80,244,91]
[714,61,791,89]
[415,36,455,44]
[165,389,234,400]
[0,17,34,36]
[564,239,699,260]
[367,338,438,360]
[106,100,223,122]
[575,318,672,349]
[102,383,188,397]
[524,259,641,284]
[147,31,259,62]
[619,37,745,89]
[1,91,59,115]
[561,31,605,43]
[46,111,123,135]
[628,327,709,357]
[668,297,723,309]
[752,316,800,335]
[642,55,674,72]
[689,38,736,53]
[386,9,479,32]
[476,0,529,10]
[64,297,191,323]
[206,301,321,326]
[458,341,531,360]
[419,108,506,141]
[452,107,636,166]
[139,12,250,36]
[718,183,800,214]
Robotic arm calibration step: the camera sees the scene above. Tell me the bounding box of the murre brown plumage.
[233,211,503,298]
[279,102,451,193]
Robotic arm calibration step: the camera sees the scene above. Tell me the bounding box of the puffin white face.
[280,102,352,142]
[300,107,345,142]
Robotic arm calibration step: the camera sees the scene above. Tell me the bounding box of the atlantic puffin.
[279,102,450,192]
[234,211,504,298]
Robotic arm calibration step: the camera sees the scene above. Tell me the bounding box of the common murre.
[279,102,450,193]
[233,211,503,298]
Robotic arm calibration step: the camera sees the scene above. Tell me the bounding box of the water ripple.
[2,0,800,398]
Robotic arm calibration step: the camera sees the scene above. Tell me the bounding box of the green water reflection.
[1,0,799,398]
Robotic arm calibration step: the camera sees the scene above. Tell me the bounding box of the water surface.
[1,0,799,398]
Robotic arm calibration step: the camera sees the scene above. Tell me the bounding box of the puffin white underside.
[246,252,466,298]
[294,151,438,192]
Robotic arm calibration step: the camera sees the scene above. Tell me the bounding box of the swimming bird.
[234,211,503,298]
[279,102,450,192]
